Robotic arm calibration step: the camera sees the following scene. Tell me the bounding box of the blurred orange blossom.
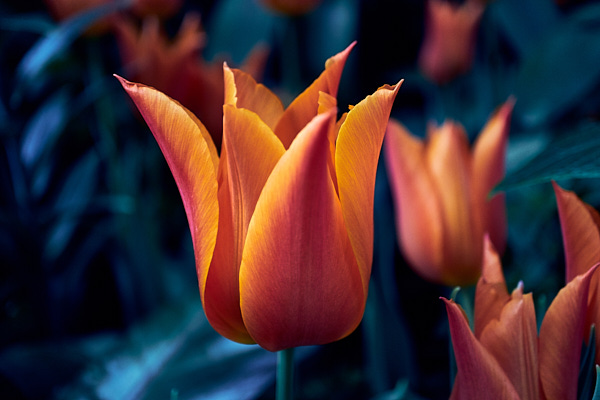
[116,43,401,351]
[113,12,269,148]
[444,237,598,400]
[44,0,181,34]
[258,0,323,15]
[418,0,485,84]
[384,100,513,286]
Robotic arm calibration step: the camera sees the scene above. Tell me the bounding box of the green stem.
[276,347,295,400]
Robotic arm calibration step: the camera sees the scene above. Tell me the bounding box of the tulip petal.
[336,83,401,292]
[479,290,539,400]
[427,122,480,283]
[443,299,520,400]
[274,42,355,148]
[240,111,364,352]
[553,182,600,364]
[474,236,510,338]
[223,65,284,131]
[553,182,600,282]
[116,75,219,313]
[203,105,286,344]
[471,100,513,255]
[384,119,445,283]
[539,264,598,400]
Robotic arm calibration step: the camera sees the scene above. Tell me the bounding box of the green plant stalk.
[276,347,294,400]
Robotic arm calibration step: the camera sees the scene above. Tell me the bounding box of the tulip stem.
[276,347,295,400]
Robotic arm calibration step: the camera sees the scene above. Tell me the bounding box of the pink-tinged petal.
[474,236,510,338]
[384,119,445,283]
[479,289,539,400]
[443,299,520,400]
[539,264,599,400]
[115,75,219,315]
[553,182,600,282]
[239,111,364,352]
[471,100,513,255]
[427,122,480,284]
[223,65,284,131]
[274,42,355,148]
[553,183,600,363]
[202,105,285,344]
[336,83,401,293]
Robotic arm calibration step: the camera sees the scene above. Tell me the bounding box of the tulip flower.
[44,0,181,35]
[116,43,401,351]
[113,12,268,148]
[384,101,513,286]
[554,182,600,363]
[444,237,597,400]
[418,0,485,84]
[259,0,323,15]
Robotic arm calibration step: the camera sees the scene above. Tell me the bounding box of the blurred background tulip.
[113,11,269,148]
[384,100,512,286]
[258,0,323,16]
[418,0,484,85]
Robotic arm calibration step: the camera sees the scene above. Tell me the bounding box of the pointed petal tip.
[114,73,130,87]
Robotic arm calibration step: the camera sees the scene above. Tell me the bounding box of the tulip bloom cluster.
[444,237,597,400]
[384,101,513,286]
[117,43,400,351]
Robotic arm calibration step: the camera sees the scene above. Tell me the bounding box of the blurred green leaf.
[491,0,560,57]
[44,151,99,261]
[593,364,600,400]
[12,0,131,103]
[20,88,70,169]
[579,326,596,400]
[496,122,600,191]
[514,3,600,127]
[0,14,56,35]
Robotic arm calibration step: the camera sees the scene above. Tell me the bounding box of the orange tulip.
[384,101,513,286]
[259,0,323,15]
[113,12,268,148]
[444,237,597,400]
[44,0,181,35]
[554,182,600,363]
[418,0,485,84]
[116,43,401,351]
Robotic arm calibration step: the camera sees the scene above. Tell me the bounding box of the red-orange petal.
[336,82,401,292]
[479,290,539,400]
[202,105,286,344]
[553,182,600,282]
[239,111,364,351]
[384,119,445,283]
[274,42,355,148]
[443,298,520,400]
[539,264,598,400]
[223,64,284,131]
[427,122,479,284]
[471,100,513,255]
[115,75,219,312]
[474,236,510,338]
